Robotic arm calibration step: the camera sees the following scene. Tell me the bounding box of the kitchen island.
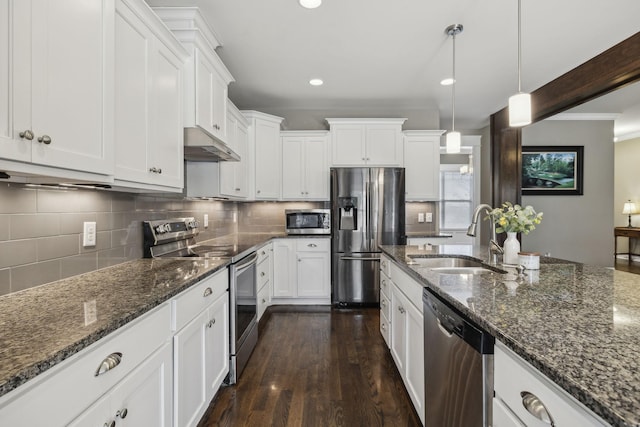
[380,244,640,427]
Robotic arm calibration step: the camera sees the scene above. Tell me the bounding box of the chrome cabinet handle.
[521,391,555,425]
[203,287,213,297]
[19,130,34,140]
[207,319,216,328]
[116,408,128,419]
[307,243,317,248]
[262,298,266,303]
[37,134,51,144]
[95,352,123,376]
[381,323,386,330]
[261,272,266,277]
[261,250,266,255]
[148,167,162,174]
[398,306,405,314]
[381,279,386,287]
[257,190,261,194]
[213,124,220,130]
[235,188,241,191]
[104,421,115,427]
[381,300,386,307]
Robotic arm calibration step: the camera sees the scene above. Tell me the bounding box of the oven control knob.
[155,223,171,234]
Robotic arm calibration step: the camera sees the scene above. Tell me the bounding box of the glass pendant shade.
[509,92,532,127]
[446,131,461,154]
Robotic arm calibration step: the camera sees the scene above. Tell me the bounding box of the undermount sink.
[407,256,506,274]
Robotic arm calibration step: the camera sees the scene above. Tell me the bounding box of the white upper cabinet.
[328,119,406,166]
[403,130,444,201]
[243,110,284,200]
[219,101,249,198]
[114,0,187,191]
[153,7,234,146]
[281,131,329,200]
[1,0,115,180]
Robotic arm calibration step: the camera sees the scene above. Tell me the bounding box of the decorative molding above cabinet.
[327,118,406,167]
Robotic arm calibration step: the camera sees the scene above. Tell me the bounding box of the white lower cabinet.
[68,342,173,427]
[385,260,425,425]
[494,342,608,427]
[173,269,230,427]
[272,238,331,303]
[257,243,273,321]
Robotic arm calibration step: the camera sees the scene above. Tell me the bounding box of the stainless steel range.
[143,217,258,385]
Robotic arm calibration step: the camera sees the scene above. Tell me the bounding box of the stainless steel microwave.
[285,209,331,235]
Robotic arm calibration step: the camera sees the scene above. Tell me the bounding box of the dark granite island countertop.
[380,244,640,427]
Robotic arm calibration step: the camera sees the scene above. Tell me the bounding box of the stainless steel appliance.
[330,167,405,305]
[142,217,258,384]
[285,209,331,235]
[423,288,494,427]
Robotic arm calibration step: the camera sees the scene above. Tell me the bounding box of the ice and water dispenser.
[338,197,358,230]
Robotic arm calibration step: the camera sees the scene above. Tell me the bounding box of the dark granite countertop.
[380,244,640,427]
[0,232,324,398]
[405,232,453,238]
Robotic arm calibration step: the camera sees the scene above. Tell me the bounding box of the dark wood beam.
[490,31,640,211]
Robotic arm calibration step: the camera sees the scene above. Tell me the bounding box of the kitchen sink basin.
[406,256,506,274]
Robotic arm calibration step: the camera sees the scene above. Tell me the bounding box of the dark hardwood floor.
[614,257,640,274]
[198,307,421,427]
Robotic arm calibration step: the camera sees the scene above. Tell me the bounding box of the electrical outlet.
[426,212,433,223]
[83,221,96,247]
[204,214,209,228]
[418,212,425,223]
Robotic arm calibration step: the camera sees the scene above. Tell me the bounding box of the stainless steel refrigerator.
[331,167,406,305]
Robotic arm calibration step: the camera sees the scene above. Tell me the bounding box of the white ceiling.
[146,0,640,134]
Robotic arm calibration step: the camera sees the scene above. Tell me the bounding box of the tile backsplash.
[0,183,237,296]
[406,202,438,234]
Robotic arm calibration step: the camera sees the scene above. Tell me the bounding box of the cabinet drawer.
[380,255,391,277]
[380,271,391,299]
[493,397,525,427]
[173,269,229,331]
[257,243,271,264]
[494,343,606,427]
[295,238,330,252]
[257,258,270,289]
[389,262,423,313]
[0,303,171,427]
[257,282,270,321]
[380,311,390,347]
[380,291,391,320]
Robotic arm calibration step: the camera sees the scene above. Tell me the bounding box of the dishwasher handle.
[234,252,258,273]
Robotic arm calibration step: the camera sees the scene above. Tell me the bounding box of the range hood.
[183,126,240,162]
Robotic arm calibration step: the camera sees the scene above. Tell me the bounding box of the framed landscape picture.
[521,146,584,195]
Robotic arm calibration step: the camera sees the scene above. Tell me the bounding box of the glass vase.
[503,232,520,265]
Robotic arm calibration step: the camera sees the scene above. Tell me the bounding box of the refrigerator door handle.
[340,256,380,261]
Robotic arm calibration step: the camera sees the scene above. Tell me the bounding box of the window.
[440,164,473,230]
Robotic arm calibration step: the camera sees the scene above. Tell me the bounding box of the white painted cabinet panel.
[1,0,114,178]
[281,131,329,200]
[220,101,249,198]
[297,251,330,298]
[245,111,284,200]
[272,239,296,298]
[404,130,443,201]
[328,119,405,166]
[114,0,186,191]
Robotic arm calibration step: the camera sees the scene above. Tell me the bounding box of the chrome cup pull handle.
[37,134,52,144]
[521,391,555,426]
[203,287,213,297]
[95,352,123,376]
[19,130,34,140]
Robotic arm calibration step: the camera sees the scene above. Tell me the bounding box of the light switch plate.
[204,214,209,228]
[426,212,433,223]
[418,213,425,223]
[83,221,96,247]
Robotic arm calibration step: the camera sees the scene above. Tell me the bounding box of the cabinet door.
[254,119,282,199]
[281,136,304,199]
[0,0,23,160]
[195,50,226,141]
[174,309,209,427]
[365,124,402,166]
[233,121,249,198]
[114,1,151,183]
[303,136,329,199]
[404,134,440,200]
[404,297,425,425]
[205,293,230,402]
[296,251,330,298]
[390,283,406,373]
[27,0,113,174]
[331,124,365,166]
[148,40,183,188]
[272,239,295,298]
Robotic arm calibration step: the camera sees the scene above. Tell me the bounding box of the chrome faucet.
[467,204,503,265]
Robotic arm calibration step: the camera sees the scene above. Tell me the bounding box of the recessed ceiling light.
[299,0,322,9]
[440,78,455,86]
[309,78,323,86]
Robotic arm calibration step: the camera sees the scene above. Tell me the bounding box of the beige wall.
[521,120,614,266]
[0,183,237,296]
[614,137,640,253]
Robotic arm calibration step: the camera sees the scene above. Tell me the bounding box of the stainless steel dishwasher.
[423,288,494,427]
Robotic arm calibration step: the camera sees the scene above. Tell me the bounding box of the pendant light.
[445,24,463,154]
[508,0,531,127]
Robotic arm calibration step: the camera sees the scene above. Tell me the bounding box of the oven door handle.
[234,252,258,273]
[340,256,380,261]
